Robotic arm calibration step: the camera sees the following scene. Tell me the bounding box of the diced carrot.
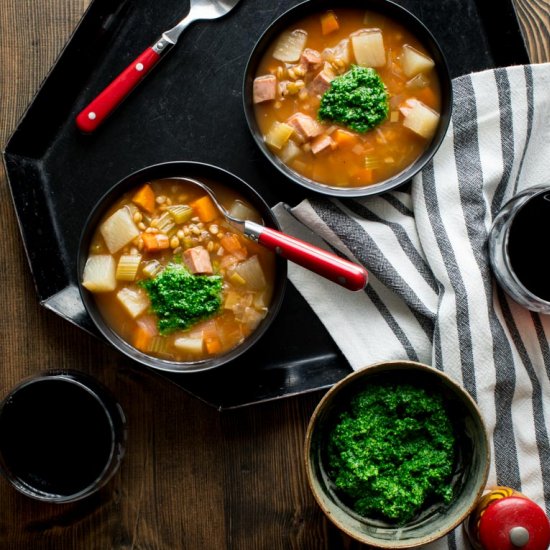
[190,195,219,223]
[134,317,157,352]
[415,87,438,109]
[205,336,222,355]
[132,183,156,214]
[321,11,339,35]
[220,233,244,254]
[349,167,374,185]
[141,232,170,252]
[333,129,359,148]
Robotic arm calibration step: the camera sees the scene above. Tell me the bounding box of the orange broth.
[253,9,442,188]
[83,179,276,362]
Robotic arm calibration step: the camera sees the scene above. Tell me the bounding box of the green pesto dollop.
[318,66,389,133]
[327,383,456,524]
[140,264,222,335]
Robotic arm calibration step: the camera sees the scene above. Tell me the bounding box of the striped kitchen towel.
[273,63,550,549]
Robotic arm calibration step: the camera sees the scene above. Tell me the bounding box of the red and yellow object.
[465,486,550,550]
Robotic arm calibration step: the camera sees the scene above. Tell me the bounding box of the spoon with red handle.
[172,177,369,292]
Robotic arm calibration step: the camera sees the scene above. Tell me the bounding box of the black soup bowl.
[77,161,287,373]
[243,0,452,197]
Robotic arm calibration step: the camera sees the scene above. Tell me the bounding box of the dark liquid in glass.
[0,379,114,496]
[507,191,550,302]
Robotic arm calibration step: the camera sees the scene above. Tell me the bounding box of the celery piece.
[116,254,142,281]
[148,336,169,355]
[155,212,174,234]
[265,122,294,150]
[167,204,194,224]
[364,156,382,169]
[142,260,162,278]
[229,272,247,286]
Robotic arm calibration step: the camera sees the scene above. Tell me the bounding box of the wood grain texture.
[0,0,547,548]
[514,0,550,63]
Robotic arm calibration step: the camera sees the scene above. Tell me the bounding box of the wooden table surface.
[0,1,548,548]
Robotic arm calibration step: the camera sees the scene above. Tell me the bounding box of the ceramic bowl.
[243,0,452,197]
[78,161,287,374]
[304,360,490,548]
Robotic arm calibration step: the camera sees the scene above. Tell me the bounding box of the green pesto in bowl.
[327,383,456,524]
[305,361,490,548]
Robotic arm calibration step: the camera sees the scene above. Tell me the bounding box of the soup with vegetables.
[253,8,442,188]
[82,179,276,362]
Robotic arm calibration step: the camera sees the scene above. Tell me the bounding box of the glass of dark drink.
[0,371,126,503]
[489,186,550,314]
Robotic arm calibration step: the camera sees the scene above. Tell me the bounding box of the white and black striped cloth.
[273,63,550,549]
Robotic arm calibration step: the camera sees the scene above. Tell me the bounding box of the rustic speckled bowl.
[304,360,490,548]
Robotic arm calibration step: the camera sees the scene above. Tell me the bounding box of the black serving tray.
[3,0,528,408]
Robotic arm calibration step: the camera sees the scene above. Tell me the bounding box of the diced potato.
[351,29,386,67]
[228,200,261,223]
[280,140,302,163]
[265,122,294,150]
[401,44,435,77]
[400,98,440,139]
[174,336,204,354]
[273,29,308,63]
[116,254,142,281]
[82,255,116,293]
[100,207,139,254]
[116,287,150,318]
[231,256,267,291]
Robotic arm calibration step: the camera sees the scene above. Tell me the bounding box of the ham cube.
[253,75,277,103]
[300,48,322,68]
[287,113,323,140]
[183,246,213,274]
[309,69,335,96]
[311,134,335,155]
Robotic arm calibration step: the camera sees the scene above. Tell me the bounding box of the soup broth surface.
[253,8,442,188]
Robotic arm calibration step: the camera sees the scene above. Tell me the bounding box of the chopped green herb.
[140,264,222,335]
[318,66,389,133]
[328,383,456,524]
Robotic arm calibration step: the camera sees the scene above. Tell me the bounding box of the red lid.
[478,496,550,550]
